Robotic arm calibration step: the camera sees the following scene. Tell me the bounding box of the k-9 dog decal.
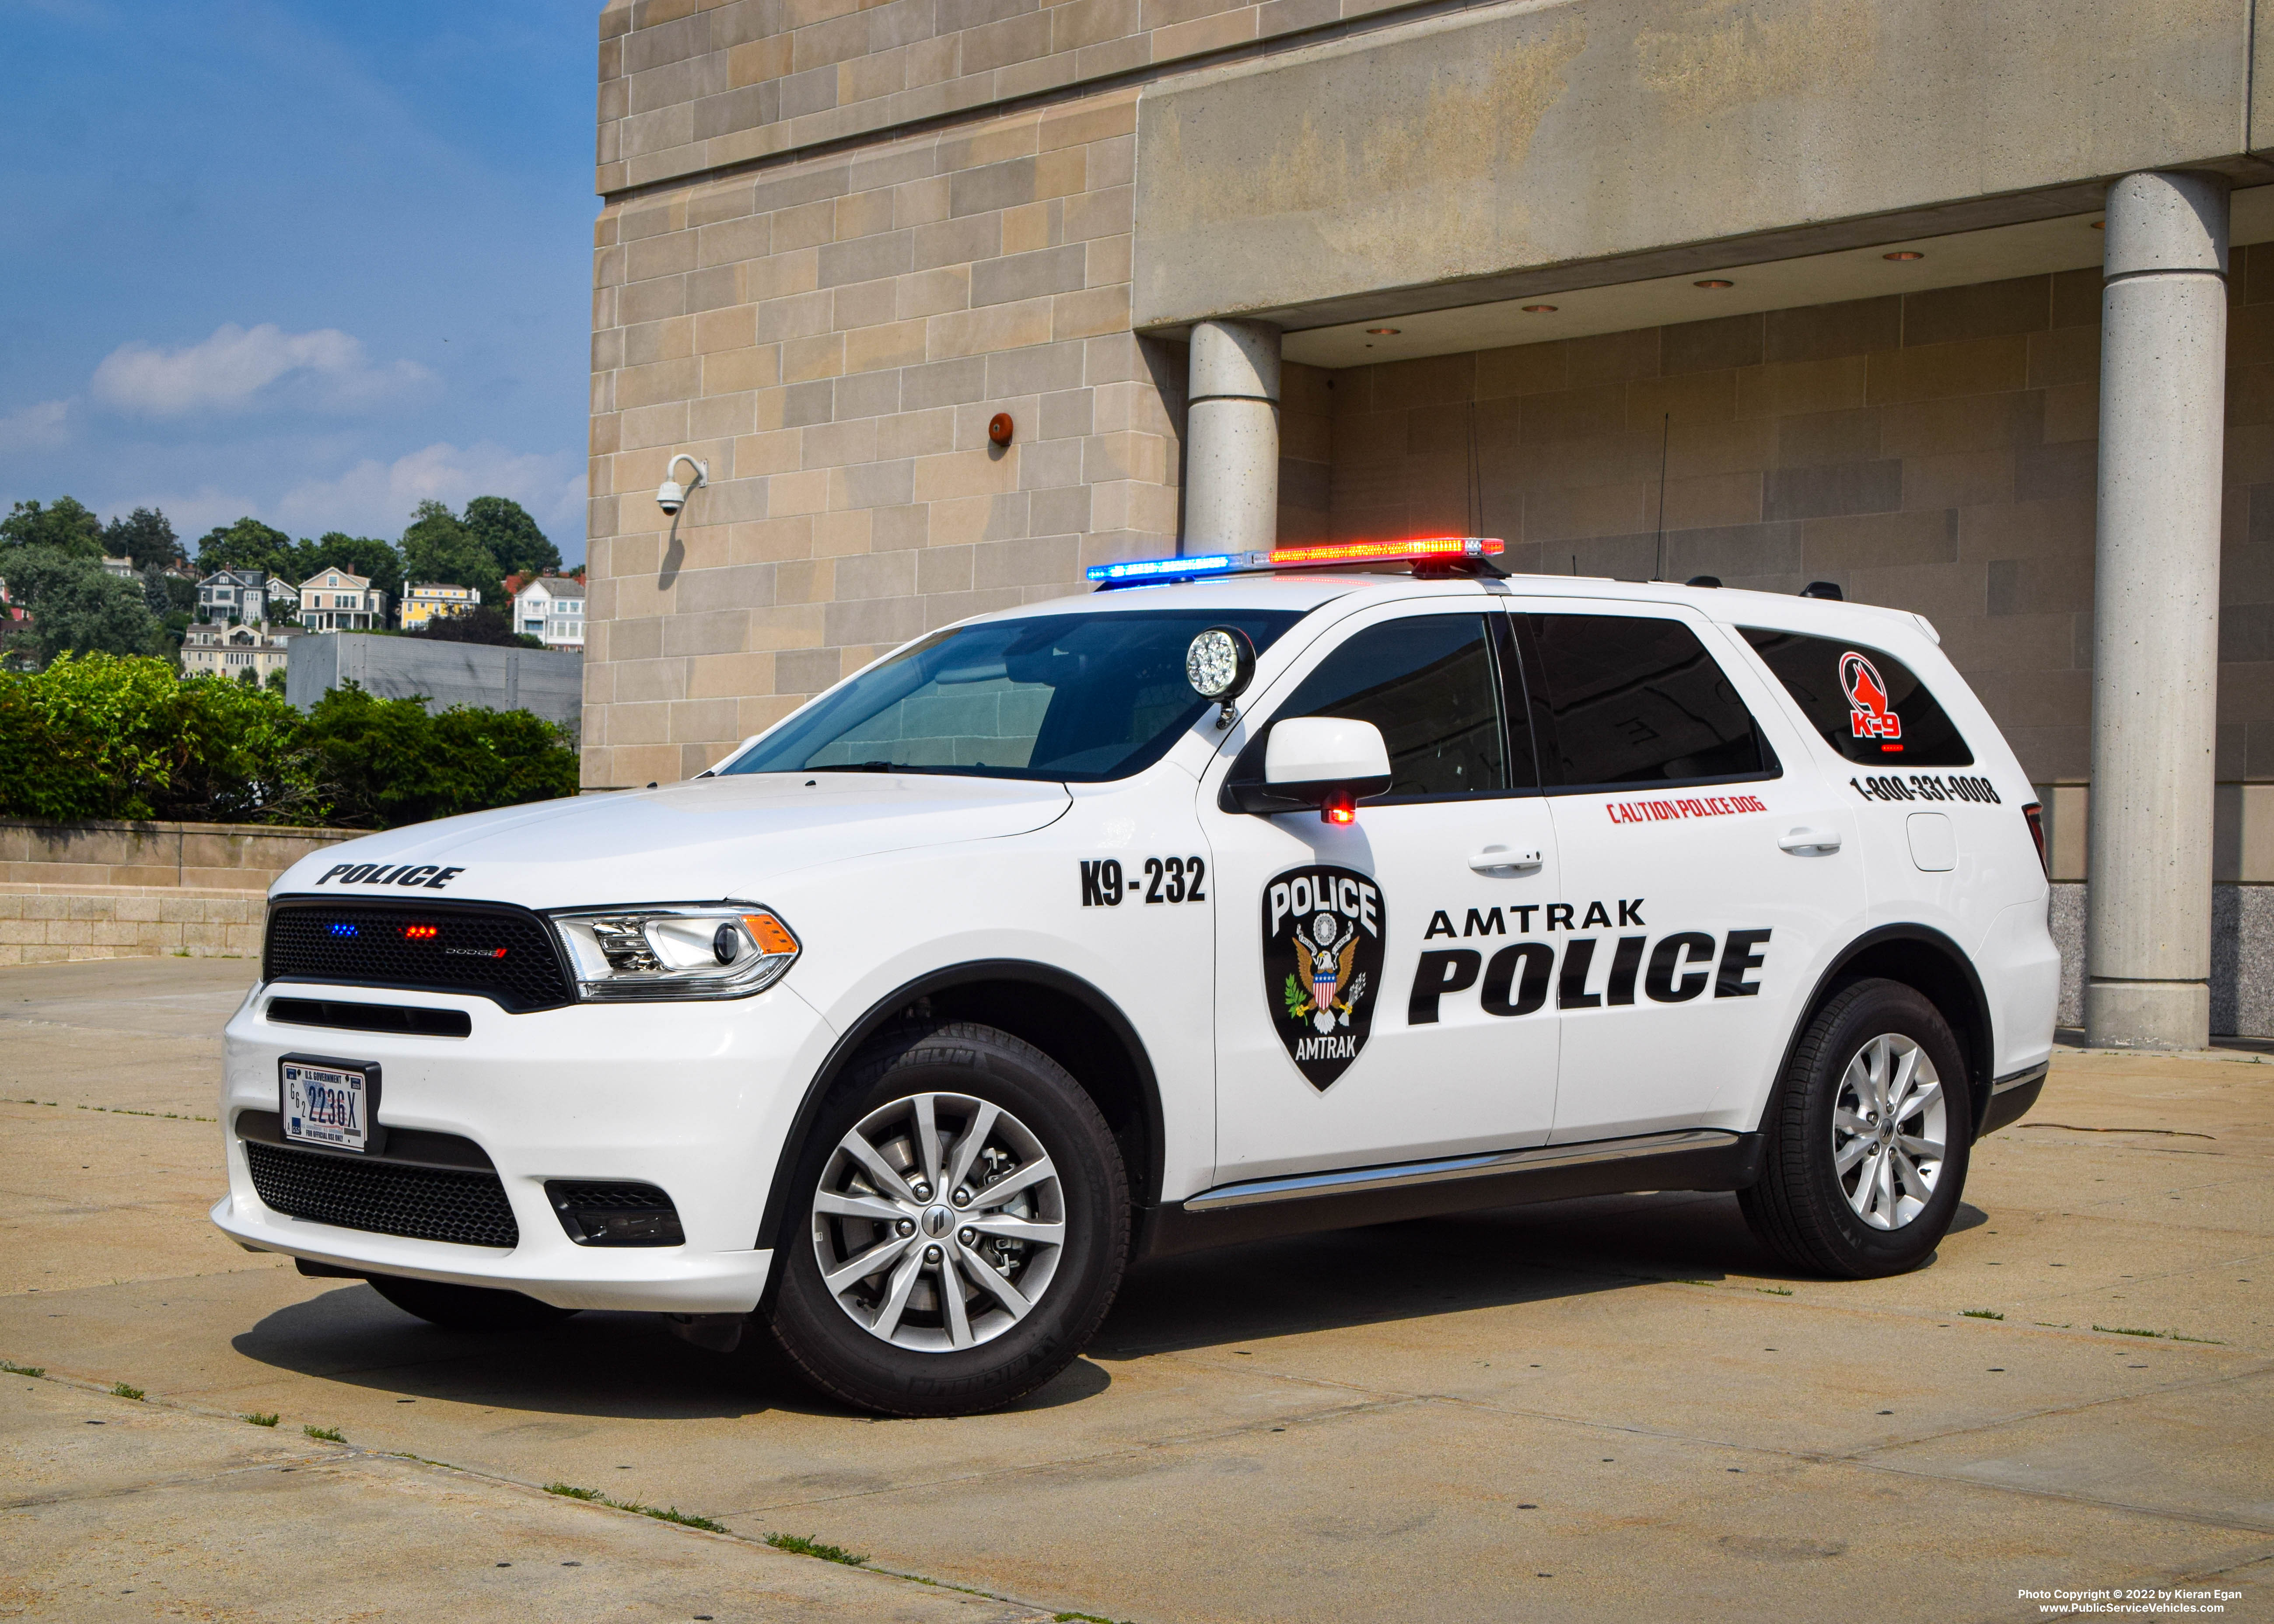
[1262,865,1385,1090]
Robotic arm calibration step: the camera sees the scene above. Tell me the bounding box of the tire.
[763,1021,1129,1418]
[1739,978,1973,1278]
[364,1273,580,1332]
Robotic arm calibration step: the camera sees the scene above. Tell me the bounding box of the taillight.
[2022,802,2048,877]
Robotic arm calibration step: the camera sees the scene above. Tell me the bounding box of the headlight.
[548,904,799,1002]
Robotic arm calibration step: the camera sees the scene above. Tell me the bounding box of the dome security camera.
[656,454,708,518]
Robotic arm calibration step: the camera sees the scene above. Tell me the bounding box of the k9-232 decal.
[1078,857,1207,906]
[1261,865,1385,1090]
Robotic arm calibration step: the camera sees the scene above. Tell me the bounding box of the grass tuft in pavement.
[245,1412,280,1427]
[2092,1324,2225,1344]
[544,1482,729,1534]
[765,1533,868,1566]
[1056,1613,1138,1624]
[2,1360,44,1377]
[111,1383,145,1400]
[304,1425,345,1442]
[1962,1309,2005,1320]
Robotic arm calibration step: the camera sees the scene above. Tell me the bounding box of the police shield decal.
[1261,865,1385,1090]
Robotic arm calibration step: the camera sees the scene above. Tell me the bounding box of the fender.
[1762,922,1996,1142]
[752,958,1166,1254]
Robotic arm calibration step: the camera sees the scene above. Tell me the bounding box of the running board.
[1137,1130,1760,1262]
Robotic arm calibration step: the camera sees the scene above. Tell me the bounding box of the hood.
[271,773,1072,911]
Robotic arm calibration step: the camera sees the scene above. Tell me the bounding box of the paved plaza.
[2,957,2267,1621]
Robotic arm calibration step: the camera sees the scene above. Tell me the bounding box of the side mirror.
[1265,716,1392,824]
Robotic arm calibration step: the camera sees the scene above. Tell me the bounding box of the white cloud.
[0,398,73,451]
[90,323,432,418]
[272,441,585,540]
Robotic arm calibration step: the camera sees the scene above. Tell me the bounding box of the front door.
[1510,603,1865,1142]
[1200,602,1563,1184]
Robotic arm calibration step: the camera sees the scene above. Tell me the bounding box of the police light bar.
[1086,537,1504,587]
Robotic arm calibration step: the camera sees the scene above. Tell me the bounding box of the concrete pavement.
[1,957,2268,1621]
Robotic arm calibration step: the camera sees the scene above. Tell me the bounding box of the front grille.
[245,1139,520,1248]
[266,899,573,1012]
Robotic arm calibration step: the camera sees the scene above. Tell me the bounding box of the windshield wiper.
[805,761,901,772]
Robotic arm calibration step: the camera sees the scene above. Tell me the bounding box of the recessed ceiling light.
[1882,251,1924,261]
[1694,279,1734,289]
[1522,304,1558,313]
[1366,327,1400,335]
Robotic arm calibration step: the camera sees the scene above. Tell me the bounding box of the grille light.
[328,922,358,938]
[402,924,438,941]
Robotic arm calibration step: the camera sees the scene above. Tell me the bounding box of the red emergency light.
[1267,536,1505,569]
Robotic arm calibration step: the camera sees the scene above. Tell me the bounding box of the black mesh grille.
[246,1140,520,1248]
[266,900,572,1012]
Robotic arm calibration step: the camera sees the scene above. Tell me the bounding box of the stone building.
[584,0,2274,1046]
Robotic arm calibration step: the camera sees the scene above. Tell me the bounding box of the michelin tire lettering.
[1262,864,1385,1090]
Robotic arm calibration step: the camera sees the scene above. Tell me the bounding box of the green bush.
[0,653,577,829]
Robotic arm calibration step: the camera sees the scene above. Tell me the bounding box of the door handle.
[1778,826,1842,855]
[1469,845,1544,876]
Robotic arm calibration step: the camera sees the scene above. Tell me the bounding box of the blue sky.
[0,1,599,563]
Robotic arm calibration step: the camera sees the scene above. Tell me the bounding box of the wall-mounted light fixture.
[656,454,707,517]
[1693,279,1735,290]
[1882,250,1925,261]
[988,412,1014,447]
[1522,304,1558,313]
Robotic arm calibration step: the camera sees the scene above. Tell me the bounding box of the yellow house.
[399,583,482,631]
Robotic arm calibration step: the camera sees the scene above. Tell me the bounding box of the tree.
[462,496,560,581]
[400,499,501,605]
[0,498,105,562]
[195,517,299,581]
[1,548,162,665]
[105,508,182,571]
[304,532,403,602]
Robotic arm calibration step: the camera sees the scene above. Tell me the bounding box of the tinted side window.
[1740,627,1973,767]
[1254,615,1530,798]
[1524,613,1768,789]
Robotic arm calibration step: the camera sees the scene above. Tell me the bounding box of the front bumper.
[211,978,837,1313]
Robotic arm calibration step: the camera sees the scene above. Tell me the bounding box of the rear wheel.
[764,1022,1128,1417]
[364,1273,579,1332]
[1739,978,1973,1278]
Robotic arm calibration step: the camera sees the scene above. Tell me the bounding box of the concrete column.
[1184,318,1281,552]
[2085,171,2230,1051]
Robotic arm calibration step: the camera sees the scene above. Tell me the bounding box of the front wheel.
[764,1022,1128,1417]
[1739,978,1973,1278]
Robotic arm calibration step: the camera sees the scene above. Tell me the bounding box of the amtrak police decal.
[1262,865,1386,1089]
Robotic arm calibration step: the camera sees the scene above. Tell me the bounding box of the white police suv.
[214,537,2058,1416]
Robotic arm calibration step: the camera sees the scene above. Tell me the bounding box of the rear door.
[1200,601,1562,1182]
[1510,602,1865,1142]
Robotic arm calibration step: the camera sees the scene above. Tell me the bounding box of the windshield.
[724,608,1305,782]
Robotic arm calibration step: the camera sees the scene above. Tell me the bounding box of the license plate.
[281,1061,371,1153]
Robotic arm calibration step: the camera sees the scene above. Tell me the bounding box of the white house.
[182,622,291,684]
[297,567,386,632]
[513,575,585,651]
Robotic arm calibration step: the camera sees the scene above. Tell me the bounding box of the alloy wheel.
[1831,1032,1948,1231]
[809,1091,1067,1352]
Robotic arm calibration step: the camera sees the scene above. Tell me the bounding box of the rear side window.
[1522,613,1770,789]
[1740,628,1973,767]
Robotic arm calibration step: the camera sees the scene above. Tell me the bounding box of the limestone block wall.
[1316,253,2274,787]
[0,821,354,893]
[0,887,267,968]
[585,85,1175,789]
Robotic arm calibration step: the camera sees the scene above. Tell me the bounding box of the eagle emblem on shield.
[1261,864,1385,1090]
